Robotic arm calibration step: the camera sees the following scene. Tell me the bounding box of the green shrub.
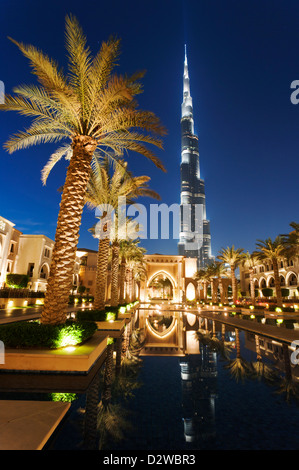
[6,274,29,289]
[76,309,110,322]
[262,288,273,297]
[281,288,290,298]
[0,320,97,349]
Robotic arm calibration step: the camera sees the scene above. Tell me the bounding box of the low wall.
[0,298,44,309]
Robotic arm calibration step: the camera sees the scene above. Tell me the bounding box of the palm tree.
[281,222,299,259]
[118,238,139,303]
[1,15,166,324]
[254,237,284,307]
[126,244,147,302]
[208,263,220,303]
[218,246,245,303]
[242,251,258,306]
[110,218,145,306]
[86,157,159,310]
[194,268,208,301]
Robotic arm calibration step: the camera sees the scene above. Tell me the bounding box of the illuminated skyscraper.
[178,46,213,268]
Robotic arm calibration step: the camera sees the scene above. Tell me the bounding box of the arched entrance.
[148,272,174,301]
[139,254,198,303]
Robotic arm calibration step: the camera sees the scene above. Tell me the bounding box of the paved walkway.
[201,310,299,345]
[0,400,70,450]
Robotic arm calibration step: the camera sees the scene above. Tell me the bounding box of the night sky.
[0,0,298,258]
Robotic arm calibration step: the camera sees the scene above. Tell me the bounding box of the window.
[40,265,48,279]
[44,248,51,258]
[27,263,34,277]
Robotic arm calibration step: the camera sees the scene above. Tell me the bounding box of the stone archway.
[139,254,197,303]
[148,272,174,301]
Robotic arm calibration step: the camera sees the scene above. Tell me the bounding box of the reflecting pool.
[1,304,299,450]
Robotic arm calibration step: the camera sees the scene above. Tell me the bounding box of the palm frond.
[41,144,73,185]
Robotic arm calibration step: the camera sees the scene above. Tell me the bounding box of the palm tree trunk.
[110,242,120,307]
[211,278,218,303]
[203,281,207,301]
[41,136,97,324]
[249,270,255,306]
[119,259,126,304]
[273,259,282,307]
[94,237,110,310]
[219,279,225,304]
[102,341,114,409]
[115,335,123,376]
[231,264,238,303]
[84,371,101,449]
[235,328,241,358]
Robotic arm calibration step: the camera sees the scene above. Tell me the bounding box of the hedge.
[76,309,116,322]
[0,320,97,349]
[6,274,29,289]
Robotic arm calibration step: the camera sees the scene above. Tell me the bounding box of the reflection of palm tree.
[273,343,299,404]
[101,340,115,408]
[97,403,132,450]
[195,325,232,360]
[97,334,143,449]
[251,335,278,383]
[224,328,253,382]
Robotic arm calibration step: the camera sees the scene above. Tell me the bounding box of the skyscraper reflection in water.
[180,345,217,443]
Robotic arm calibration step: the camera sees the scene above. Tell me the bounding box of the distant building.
[76,248,99,297]
[0,216,22,287]
[14,234,55,292]
[0,215,80,292]
[239,256,299,299]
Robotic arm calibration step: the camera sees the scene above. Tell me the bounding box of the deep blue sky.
[0,0,298,257]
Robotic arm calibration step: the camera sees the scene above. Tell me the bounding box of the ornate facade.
[239,257,299,299]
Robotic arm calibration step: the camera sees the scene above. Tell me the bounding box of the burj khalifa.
[178,46,213,268]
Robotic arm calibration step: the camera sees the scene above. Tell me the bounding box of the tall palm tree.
[242,251,258,306]
[254,237,284,307]
[86,157,159,310]
[194,268,208,301]
[125,244,147,302]
[218,246,245,303]
[118,238,141,304]
[281,222,299,259]
[206,262,220,303]
[1,15,166,324]
[110,218,146,306]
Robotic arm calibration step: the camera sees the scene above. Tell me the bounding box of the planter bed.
[0,331,108,373]
[95,319,125,338]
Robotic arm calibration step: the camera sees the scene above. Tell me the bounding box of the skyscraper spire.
[182,44,193,123]
[178,46,213,268]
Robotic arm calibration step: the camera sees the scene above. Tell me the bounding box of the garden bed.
[0,331,108,373]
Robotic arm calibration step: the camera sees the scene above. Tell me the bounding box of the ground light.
[64,346,76,352]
